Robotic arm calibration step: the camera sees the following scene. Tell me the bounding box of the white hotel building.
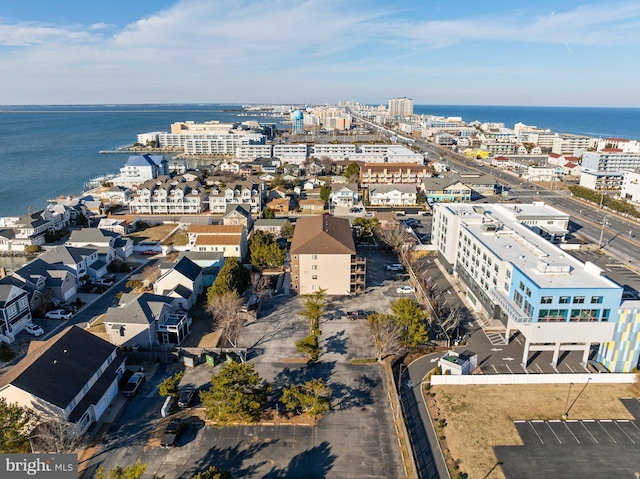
[431,202,626,369]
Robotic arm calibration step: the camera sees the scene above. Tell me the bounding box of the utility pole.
[598,215,609,248]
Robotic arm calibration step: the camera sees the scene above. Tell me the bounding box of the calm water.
[414,105,640,140]
[0,104,639,218]
[0,104,281,217]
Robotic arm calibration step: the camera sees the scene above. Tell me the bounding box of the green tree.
[262,207,275,219]
[352,217,379,244]
[295,334,319,363]
[344,162,361,181]
[93,460,146,479]
[281,378,332,417]
[191,466,233,479]
[200,362,271,424]
[280,221,294,239]
[301,289,326,334]
[157,371,184,397]
[207,257,251,299]
[320,185,331,203]
[0,398,36,453]
[249,231,286,269]
[390,298,429,348]
[75,212,88,227]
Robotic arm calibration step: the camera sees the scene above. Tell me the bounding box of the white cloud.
[0,0,639,104]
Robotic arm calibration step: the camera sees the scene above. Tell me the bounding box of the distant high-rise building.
[388,97,414,117]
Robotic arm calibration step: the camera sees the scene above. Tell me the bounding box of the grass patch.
[430,383,634,479]
[350,358,377,364]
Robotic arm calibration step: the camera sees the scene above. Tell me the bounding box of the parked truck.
[160,418,183,448]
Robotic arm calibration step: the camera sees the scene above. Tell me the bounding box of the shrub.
[23,245,41,254]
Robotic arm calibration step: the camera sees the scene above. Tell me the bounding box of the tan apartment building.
[290,215,365,295]
[360,163,431,186]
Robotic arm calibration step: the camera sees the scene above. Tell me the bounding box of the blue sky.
[1,0,639,106]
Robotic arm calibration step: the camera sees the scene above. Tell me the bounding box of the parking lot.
[495,398,640,479]
[79,249,408,479]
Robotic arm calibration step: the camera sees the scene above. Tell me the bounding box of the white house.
[329,183,360,207]
[368,184,417,207]
[154,257,203,310]
[0,284,32,344]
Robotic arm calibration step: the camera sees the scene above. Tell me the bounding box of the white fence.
[431,373,635,386]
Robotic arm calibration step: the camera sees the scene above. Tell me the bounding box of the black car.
[177,387,196,408]
[160,418,183,448]
[346,310,373,320]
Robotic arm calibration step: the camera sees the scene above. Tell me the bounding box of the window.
[294,275,298,280]
[6,304,17,319]
[541,296,553,304]
[312,265,318,270]
[18,297,28,310]
[559,296,570,304]
[573,296,585,304]
[312,275,318,280]
[312,284,318,290]
[312,255,318,260]
[525,287,531,298]
[591,296,603,304]
[519,281,524,291]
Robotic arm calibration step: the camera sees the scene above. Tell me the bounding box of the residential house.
[369,184,418,207]
[267,198,292,215]
[329,184,359,207]
[129,178,207,215]
[299,199,326,214]
[420,177,472,203]
[176,251,225,287]
[208,180,265,215]
[97,215,140,235]
[66,228,133,261]
[253,219,290,236]
[290,215,365,295]
[222,203,253,230]
[360,163,431,186]
[0,260,51,314]
[112,154,169,186]
[526,165,558,182]
[104,293,190,347]
[0,284,32,343]
[268,186,289,201]
[0,326,126,437]
[41,245,104,284]
[154,257,203,310]
[187,224,248,258]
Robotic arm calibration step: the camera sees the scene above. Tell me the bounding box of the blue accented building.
[432,202,635,371]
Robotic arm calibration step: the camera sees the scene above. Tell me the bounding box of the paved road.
[400,354,449,479]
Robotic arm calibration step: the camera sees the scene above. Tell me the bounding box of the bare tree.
[29,420,80,453]
[367,313,405,361]
[377,222,416,254]
[253,274,272,302]
[142,265,161,284]
[207,291,246,361]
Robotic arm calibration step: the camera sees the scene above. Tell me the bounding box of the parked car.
[45,309,73,320]
[346,310,371,320]
[141,250,158,256]
[386,263,404,271]
[24,323,44,337]
[160,418,184,448]
[349,207,362,213]
[177,388,196,408]
[93,277,114,286]
[396,286,415,294]
[421,211,431,216]
[122,372,146,397]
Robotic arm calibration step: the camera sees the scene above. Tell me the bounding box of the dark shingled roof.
[0,326,117,410]
[172,256,202,282]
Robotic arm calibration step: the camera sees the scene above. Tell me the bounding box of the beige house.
[290,215,365,295]
[187,224,248,258]
[0,326,126,437]
[299,199,325,213]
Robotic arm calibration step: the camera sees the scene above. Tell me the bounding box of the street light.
[598,215,609,248]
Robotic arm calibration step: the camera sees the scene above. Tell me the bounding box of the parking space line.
[535,364,544,374]
[528,422,545,444]
[615,421,635,444]
[598,421,617,443]
[491,364,499,374]
[565,364,575,373]
[562,421,580,444]
[515,336,522,345]
[581,421,599,444]
[505,364,513,374]
[546,422,562,444]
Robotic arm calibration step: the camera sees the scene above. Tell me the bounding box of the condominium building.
[312,144,357,161]
[431,202,626,369]
[129,179,207,215]
[360,163,431,186]
[620,170,640,203]
[582,151,640,173]
[551,134,596,155]
[388,97,414,117]
[579,170,624,191]
[235,144,273,160]
[290,215,365,295]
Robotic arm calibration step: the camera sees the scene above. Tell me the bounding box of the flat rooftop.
[447,203,620,291]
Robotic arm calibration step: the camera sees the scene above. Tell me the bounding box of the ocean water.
[1,104,639,218]
[414,105,640,140]
[0,104,282,217]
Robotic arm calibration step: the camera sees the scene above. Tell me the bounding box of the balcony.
[490,288,532,324]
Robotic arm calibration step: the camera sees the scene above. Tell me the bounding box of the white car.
[386,263,404,271]
[396,286,415,294]
[45,309,73,320]
[24,323,44,336]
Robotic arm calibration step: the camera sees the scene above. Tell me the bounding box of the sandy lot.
[429,383,636,479]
